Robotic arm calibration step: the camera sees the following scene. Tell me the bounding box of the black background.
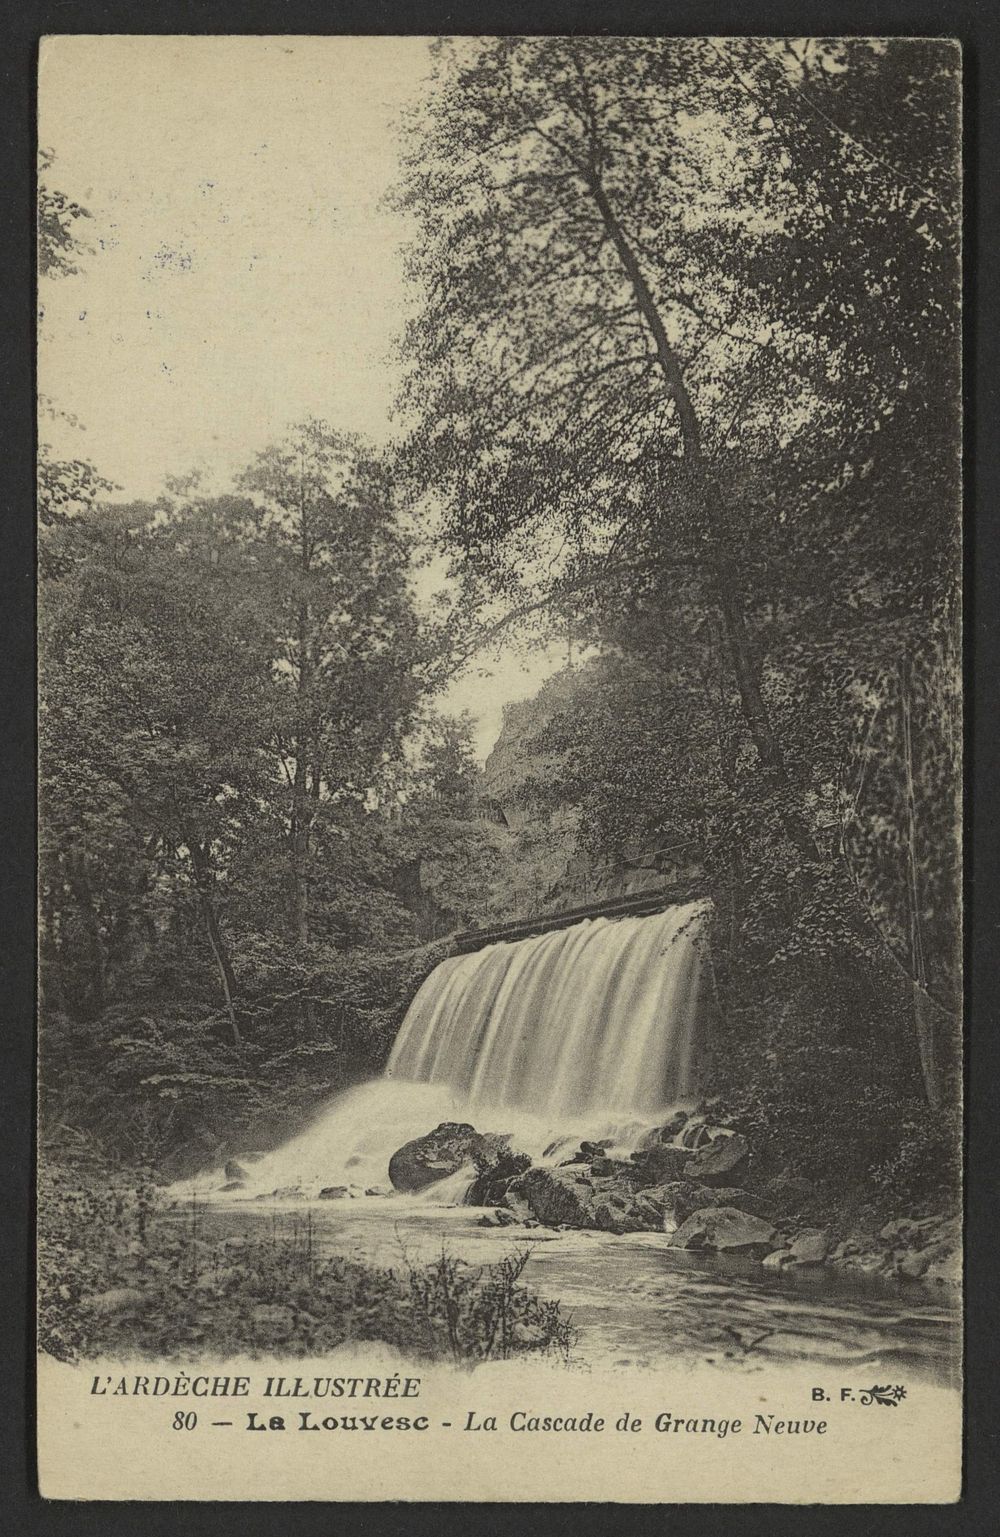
[2,3,996,1532]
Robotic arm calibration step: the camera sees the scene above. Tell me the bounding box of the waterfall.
[212,899,712,1199]
[388,900,710,1117]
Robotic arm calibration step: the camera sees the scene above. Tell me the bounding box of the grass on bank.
[37,1170,577,1367]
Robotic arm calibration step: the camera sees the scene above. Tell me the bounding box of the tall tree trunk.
[66,855,106,1015]
[585,168,819,861]
[189,842,242,1050]
[900,657,942,1107]
[290,750,311,947]
[292,452,317,1033]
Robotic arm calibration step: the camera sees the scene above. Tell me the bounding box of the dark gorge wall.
[480,665,705,922]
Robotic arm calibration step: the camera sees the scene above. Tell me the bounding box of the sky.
[38,35,565,759]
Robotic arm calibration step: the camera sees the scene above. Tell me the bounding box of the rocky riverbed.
[222,1109,961,1297]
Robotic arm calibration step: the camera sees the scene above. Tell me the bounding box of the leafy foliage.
[38,148,92,279]
[38,1172,576,1364]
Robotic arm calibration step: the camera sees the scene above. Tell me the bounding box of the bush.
[703,983,959,1220]
[870,1105,962,1213]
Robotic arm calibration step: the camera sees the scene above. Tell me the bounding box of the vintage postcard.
[36,35,962,1502]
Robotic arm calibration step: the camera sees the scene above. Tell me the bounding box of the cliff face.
[480,663,702,921]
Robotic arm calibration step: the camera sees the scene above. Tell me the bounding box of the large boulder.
[633,1180,751,1232]
[668,1206,777,1255]
[498,1166,774,1241]
[682,1132,750,1186]
[629,1143,691,1187]
[786,1227,829,1265]
[590,1189,652,1235]
[465,1150,532,1207]
[514,1166,598,1228]
[762,1227,828,1269]
[388,1122,485,1193]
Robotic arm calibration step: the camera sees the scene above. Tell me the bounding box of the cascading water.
[214,899,712,1199]
[388,899,709,1115]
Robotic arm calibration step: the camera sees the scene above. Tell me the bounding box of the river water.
[189,1193,960,1386]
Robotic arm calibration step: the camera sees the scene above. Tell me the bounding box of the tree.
[228,421,424,1028]
[393,37,961,1098]
[38,147,92,279]
[37,462,443,1165]
[397,40,956,776]
[37,152,113,550]
[40,500,275,1049]
[385,710,505,937]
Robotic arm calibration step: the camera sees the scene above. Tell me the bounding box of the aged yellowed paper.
[37,35,962,1503]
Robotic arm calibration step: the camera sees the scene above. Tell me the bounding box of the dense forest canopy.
[38,38,961,1206]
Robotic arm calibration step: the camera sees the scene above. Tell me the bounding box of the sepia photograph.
[35,33,962,1502]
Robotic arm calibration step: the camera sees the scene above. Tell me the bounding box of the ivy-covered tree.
[394,37,961,1104]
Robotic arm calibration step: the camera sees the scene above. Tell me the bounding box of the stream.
[186,1193,961,1385]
